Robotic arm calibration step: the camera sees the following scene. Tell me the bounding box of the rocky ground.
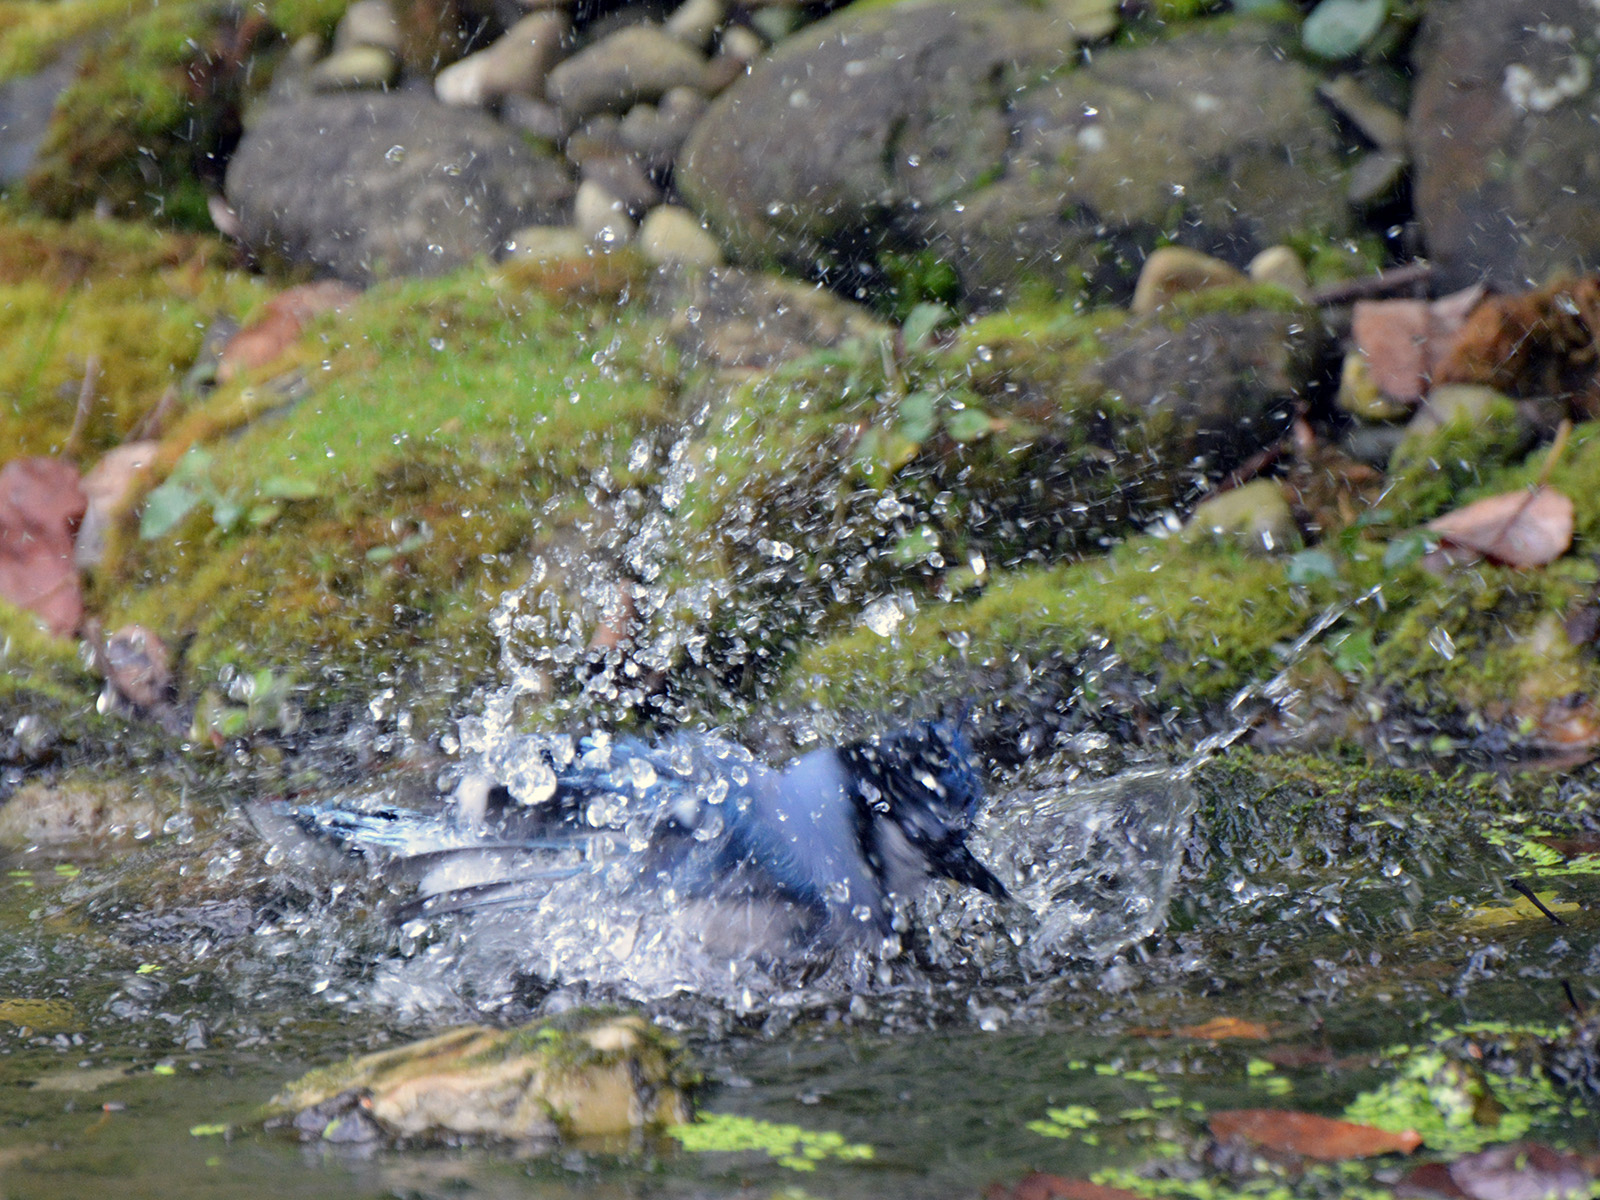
[4,0,1600,772]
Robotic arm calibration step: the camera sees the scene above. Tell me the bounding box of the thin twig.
[1309,262,1436,307]
[63,354,99,458]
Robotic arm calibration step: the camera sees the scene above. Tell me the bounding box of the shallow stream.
[1,743,1594,1200]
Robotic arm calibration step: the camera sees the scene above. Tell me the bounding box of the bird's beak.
[933,845,1009,901]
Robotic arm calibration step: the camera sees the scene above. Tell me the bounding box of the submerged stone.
[267,1012,695,1145]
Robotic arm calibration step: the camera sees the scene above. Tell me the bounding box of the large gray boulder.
[226,92,574,283]
[678,5,1347,306]
[1410,0,1600,291]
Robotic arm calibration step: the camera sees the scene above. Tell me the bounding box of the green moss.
[102,266,672,711]
[1284,230,1387,288]
[1345,1043,1570,1154]
[15,0,349,223]
[0,0,131,80]
[1383,394,1531,524]
[0,212,262,456]
[0,601,95,709]
[1370,560,1599,717]
[787,536,1335,712]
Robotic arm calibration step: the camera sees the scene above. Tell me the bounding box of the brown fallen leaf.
[217,279,362,383]
[1435,275,1600,419]
[1209,1108,1422,1161]
[1349,285,1484,405]
[74,440,159,569]
[1175,1017,1274,1041]
[1426,487,1574,568]
[1131,1016,1275,1041]
[1536,833,1600,858]
[984,1173,1146,1200]
[0,456,87,636]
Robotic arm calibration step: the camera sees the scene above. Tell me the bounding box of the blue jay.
[280,717,1007,958]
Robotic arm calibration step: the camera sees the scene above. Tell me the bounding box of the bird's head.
[839,714,1008,902]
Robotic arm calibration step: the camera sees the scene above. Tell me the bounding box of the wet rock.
[225,92,575,283]
[680,10,1344,307]
[664,0,725,49]
[1317,74,1407,152]
[1346,148,1408,209]
[333,0,402,55]
[1411,0,1600,290]
[1247,246,1310,299]
[308,45,399,91]
[90,623,174,713]
[1183,480,1300,555]
[434,11,570,107]
[651,266,885,369]
[267,1012,694,1144]
[573,179,634,243]
[1130,246,1247,315]
[638,204,723,267]
[611,88,704,174]
[500,95,568,140]
[0,52,80,186]
[546,25,707,121]
[0,780,160,848]
[580,156,661,217]
[504,224,593,262]
[1084,309,1316,473]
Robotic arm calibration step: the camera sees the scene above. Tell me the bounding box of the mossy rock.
[267,1010,695,1144]
[782,535,1337,718]
[0,601,122,766]
[98,261,673,720]
[633,292,1315,714]
[11,0,350,224]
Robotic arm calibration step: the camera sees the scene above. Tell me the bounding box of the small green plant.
[669,1114,875,1172]
[141,447,320,539]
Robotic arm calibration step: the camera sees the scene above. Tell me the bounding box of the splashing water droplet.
[861,595,906,637]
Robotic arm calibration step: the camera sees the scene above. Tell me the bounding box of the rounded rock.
[573,178,635,243]
[638,205,724,267]
[309,45,399,91]
[333,0,401,54]
[434,11,570,107]
[546,25,708,121]
[1130,246,1247,315]
[226,92,575,282]
[1183,480,1300,555]
[1247,245,1310,299]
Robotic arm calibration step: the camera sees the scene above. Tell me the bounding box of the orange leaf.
[1209,1109,1421,1161]
[218,280,362,383]
[0,456,86,636]
[1350,285,1484,403]
[1174,1017,1274,1041]
[1427,487,1573,567]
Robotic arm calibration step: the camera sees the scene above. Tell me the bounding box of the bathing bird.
[282,716,1008,956]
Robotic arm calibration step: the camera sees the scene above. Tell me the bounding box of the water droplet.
[861,595,906,637]
[429,336,445,351]
[384,144,406,164]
